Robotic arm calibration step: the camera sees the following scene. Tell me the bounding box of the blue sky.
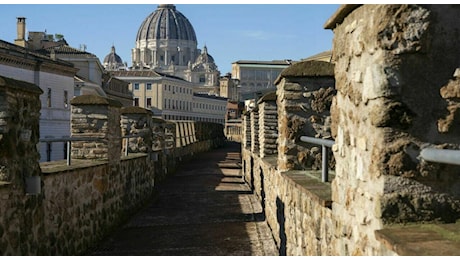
[0,2,340,74]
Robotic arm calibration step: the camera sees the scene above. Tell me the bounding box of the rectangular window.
[146,98,152,107]
[146,83,152,90]
[46,142,52,161]
[63,140,68,160]
[47,88,52,107]
[134,83,140,90]
[134,98,139,106]
[64,90,68,108]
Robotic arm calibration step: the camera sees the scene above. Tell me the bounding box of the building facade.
[219,73,240,102]
[0,39,78,162]
[231,60,293,101]
[112,70,227,124]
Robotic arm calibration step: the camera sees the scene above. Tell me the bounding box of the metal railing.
[39,137,105,166]
[40,135,141,166]
[299,136,460,182]
[299,136,335,182]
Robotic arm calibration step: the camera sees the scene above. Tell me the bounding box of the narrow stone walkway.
[87,142,278,256]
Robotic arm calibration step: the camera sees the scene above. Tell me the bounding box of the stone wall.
[241,4,460,257]
[324,4,460,255]
[243,150,336,255]
[242,113,251,149]
[243,5,460,255]
[0,92,225,255]
[0,76,44,255]
[275,61,335,172]
[70,95,122,161]
[250,108,260,155]
[120,106,154,154]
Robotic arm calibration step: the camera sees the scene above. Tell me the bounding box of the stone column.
[325,4,460,255]
[70,95,122,163]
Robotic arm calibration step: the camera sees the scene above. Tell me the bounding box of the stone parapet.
[257,92,278,158]
[275,61,335,172]
[120,106,154,153]
[70,95,122,162]
[0,76,44,255]
[327,4,460,255]
[250,108,260,155]
[242,113,251,149]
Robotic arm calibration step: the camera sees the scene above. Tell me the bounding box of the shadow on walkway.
[86,141,278,256]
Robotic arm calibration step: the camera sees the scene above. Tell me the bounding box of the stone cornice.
[0,41,78,77]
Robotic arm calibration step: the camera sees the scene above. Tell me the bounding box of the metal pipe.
[420,148,460,166]
[125,137,129,156]
[300,136,334,147]
[66,141,71,166]
[322,145,329,182]
[300,136,335,183]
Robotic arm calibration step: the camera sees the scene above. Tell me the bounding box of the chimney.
[14,17,27,48]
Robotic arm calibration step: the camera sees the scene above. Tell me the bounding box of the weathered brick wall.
[325,4,460,255]
[257,92,278,158]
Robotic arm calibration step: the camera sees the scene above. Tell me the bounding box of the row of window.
[163,114,224,124]
[133,97,152,107]
[133,83,194,96]
[132,97,226,113]
[164,99,191,110]
[46,88,69,108]
[164,84,192,95]
[133,83,152,90]
[239,69,282,81]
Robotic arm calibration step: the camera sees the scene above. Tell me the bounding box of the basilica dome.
[131,4,219,88]
[192,45,218,71]
[136,4,197,42]
[103,45,125,71]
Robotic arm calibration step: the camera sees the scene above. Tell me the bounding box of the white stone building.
[0,37,77,162]
[112,70,227,124]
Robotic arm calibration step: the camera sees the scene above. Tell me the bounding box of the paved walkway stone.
[87,141,278,256]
